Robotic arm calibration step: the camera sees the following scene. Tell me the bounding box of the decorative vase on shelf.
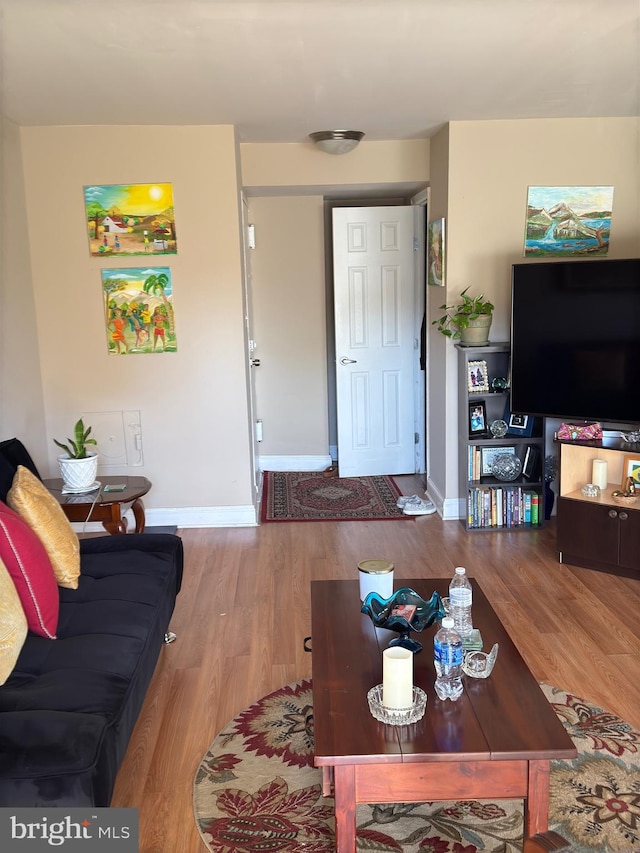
[544,480,554,520]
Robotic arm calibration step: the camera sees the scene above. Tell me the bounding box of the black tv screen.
[510,257,640,425]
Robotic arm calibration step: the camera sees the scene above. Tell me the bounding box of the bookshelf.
[457,342,545,531]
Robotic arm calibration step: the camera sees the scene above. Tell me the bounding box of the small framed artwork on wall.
[427,217,445,286]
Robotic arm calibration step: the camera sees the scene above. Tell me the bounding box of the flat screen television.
[510,257,640,425]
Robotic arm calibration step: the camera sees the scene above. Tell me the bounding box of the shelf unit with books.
[457,342,545,532]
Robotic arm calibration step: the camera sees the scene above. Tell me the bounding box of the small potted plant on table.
[433,287,494,346]
[54,418,99,492]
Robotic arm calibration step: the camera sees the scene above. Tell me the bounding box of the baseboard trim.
[258,454,333,472]
[70,504,258,533]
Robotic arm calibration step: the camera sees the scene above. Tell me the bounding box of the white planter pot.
[58,452,99,492]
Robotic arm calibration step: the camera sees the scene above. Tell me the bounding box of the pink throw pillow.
[0,502,58,638]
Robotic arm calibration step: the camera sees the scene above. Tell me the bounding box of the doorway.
[324,197,426,478]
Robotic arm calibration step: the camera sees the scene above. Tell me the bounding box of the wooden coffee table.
[311,578,576,853]
[43,475,151,534]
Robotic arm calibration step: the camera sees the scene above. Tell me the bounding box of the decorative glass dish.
[621,430,640,444]
[367,684,427,725]
[361,587,446,653]
[489,419,508,438]
[462,643,499,678]
[580,483,601,498]
[491,453,522,482]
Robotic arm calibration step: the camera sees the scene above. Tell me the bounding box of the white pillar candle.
[382,647,413,709]
[592,459,608,489]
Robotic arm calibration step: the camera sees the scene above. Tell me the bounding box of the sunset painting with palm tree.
[85,183,177,257]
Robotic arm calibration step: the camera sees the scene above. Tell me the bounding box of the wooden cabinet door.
[618,508,640,573]
[557,498,619,567]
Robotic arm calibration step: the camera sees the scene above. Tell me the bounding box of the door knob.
[250,358,261,367]
[340,357,357,365]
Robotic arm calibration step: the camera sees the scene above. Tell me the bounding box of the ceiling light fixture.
[309,130,365,155]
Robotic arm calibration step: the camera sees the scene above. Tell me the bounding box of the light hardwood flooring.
[111,479,640,852]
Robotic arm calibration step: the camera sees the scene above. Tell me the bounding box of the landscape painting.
[427,217,445,286]
[85,183,177,256]
[102,267,177,355]
[524,186,613,257]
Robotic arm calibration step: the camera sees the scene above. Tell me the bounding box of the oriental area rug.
[194,680,640,853]
[260,471,409,522]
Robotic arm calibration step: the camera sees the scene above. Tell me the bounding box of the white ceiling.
[2,0,639,142]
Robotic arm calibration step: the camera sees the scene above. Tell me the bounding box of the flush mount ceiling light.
[309,130,365,155]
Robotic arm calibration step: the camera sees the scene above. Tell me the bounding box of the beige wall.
[241,139,430,191]
[0,118,48,465]
[427,117,640,515]
[248,195,328,460]
[18,125,253,515]
[4,120,638,523]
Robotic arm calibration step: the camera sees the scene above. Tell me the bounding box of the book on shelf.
[467,485,542,530]
[522,444,542,480]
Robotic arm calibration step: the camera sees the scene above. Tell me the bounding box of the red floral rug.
[194,680,640,853]
[260,471,409,522]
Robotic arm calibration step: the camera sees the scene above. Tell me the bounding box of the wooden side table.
[43,475,151,535]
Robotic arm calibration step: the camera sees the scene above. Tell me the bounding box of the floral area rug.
[193,680,640,853]
[260,471,409,522]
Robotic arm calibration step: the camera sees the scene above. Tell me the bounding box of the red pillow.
[0,502,58,638]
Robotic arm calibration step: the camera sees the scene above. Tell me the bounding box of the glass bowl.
[361,587,446,653]
[367,684,427,725]
[491,453,522,482]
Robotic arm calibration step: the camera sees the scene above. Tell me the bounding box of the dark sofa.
[0,438,183,806]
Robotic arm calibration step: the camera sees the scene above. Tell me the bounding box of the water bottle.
[449,566,473,638]
[433,617,463,701]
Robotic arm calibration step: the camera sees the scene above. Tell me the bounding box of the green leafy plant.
[432,287,494,339]
[53,419,97,459]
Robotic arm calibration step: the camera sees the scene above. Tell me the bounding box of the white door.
[333,206,416,477]
[241,195,261,516]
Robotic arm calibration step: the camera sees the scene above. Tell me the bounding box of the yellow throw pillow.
[8,465,81,589]
[0,555,28,685]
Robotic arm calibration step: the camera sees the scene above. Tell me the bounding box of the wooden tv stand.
[556,436,640,579]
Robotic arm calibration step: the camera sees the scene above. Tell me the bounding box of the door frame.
[240,193,261,519]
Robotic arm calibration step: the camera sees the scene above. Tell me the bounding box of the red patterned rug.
[193,680,640,853]
[260,471,409,522]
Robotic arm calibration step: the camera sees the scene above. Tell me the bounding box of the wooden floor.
[111,479,640,853]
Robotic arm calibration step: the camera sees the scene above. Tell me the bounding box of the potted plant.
[433,287,494,346]
[54,418,99,492]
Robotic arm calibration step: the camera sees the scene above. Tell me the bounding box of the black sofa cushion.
[0,439,41,503]
[0,532,183,806]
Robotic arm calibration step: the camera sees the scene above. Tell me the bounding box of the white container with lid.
[358,559,394,601]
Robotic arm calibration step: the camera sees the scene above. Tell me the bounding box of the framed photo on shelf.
[467,360,489,393]
[468,401,488,437]
[621,454,640,488]
[481,445,517,476]
[503,401,535,436]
